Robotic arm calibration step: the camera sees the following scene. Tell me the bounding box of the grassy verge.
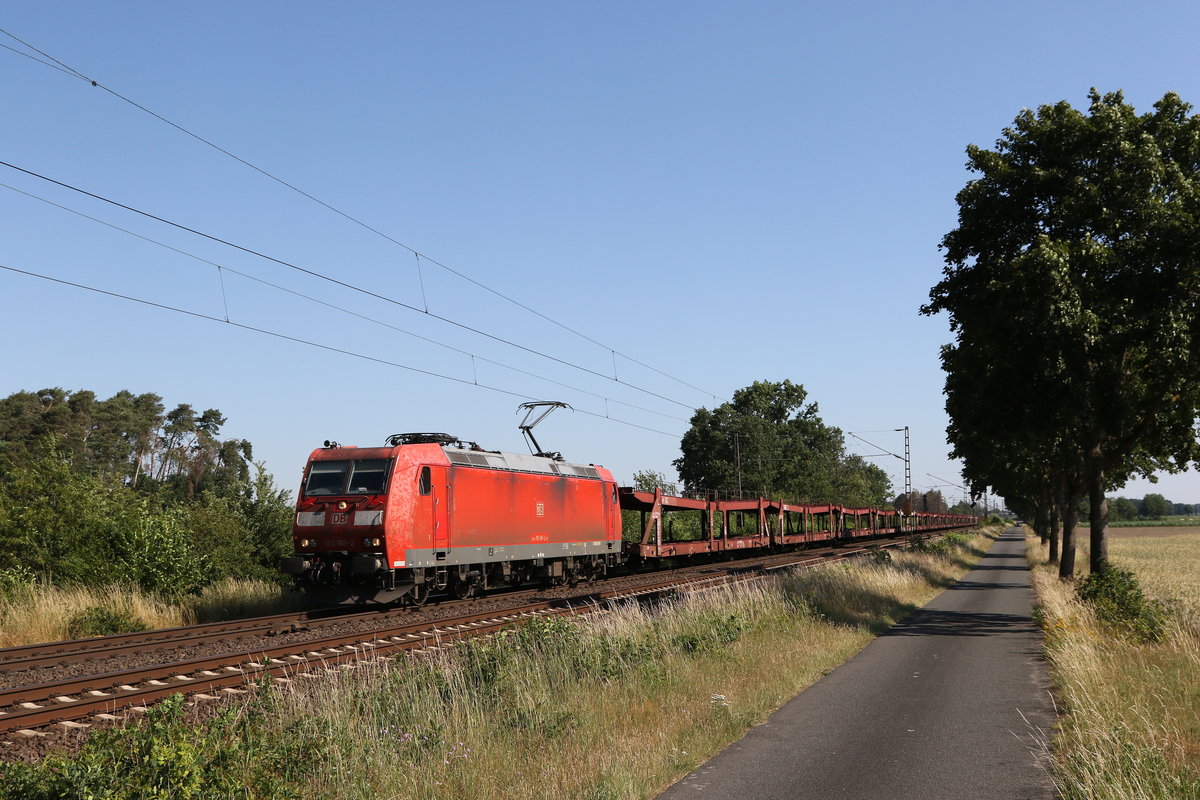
[0,578,305,647]
[1028,534,1200,799]
[2,530,997,800]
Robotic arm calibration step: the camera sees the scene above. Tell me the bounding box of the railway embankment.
[0,528,1000,799]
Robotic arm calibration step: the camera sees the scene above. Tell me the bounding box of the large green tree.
[0,389,253,500]
[0,388,294,592]
[674,380,891,506]
[1108,496,1139,521]
[1140,493,1172,519]
[924,89,1200,576]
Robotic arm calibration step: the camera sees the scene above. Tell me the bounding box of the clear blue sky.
[3,1,1198,505]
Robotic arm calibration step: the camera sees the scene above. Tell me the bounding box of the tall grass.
[2,530,996,799]
[1029,534,1200,799]
[0,578,304,647]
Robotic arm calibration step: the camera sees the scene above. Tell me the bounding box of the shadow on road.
[884,607,1039,637]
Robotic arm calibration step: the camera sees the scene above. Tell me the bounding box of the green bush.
[0,449,294,597]
[67,605,148,639]
[0,691,323,800]
[0,565,35,599]
[670,612,746,654]
[869,548,893,564]
[1077,563,1167,643]
[905,532,970,555]
[116,505,211,597]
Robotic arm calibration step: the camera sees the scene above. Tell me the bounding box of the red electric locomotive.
[281,432,624,604]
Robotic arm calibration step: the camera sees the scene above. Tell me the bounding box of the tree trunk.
[1085,449,1109,573]
[1058,487,1083,579]
[1035,502,1048,544]
[1048,500,1061,564]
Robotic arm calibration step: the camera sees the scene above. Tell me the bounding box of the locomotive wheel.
[452,580,476,599]
[407,583,430,607]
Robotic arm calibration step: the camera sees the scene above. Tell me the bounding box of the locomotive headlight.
[362,537,382,547]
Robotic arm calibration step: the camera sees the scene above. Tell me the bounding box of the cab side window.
[419,466,432,496]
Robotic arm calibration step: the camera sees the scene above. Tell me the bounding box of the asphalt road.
[657,529,1057,799]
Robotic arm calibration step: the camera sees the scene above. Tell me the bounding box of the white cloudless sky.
[2,1,1197,504]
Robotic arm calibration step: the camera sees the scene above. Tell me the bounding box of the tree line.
[0,388,294,596]
[1091,493,1195,522]
[923,89,1200,577]
[672,380,893,508]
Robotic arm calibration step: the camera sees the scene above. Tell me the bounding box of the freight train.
[280,430,978,604]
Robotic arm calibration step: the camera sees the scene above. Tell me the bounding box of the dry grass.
[1028,534,1200,799]
[0,579,303,647]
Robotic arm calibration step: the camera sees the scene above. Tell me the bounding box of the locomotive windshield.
[304,459,391,496]
[346,459,390,494]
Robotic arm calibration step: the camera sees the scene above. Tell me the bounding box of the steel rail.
[0,606,397,673]
[0,583,547,673]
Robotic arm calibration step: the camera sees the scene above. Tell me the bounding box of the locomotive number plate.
[331,512,349,525]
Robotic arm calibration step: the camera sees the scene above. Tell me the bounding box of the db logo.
[535,502,545,517]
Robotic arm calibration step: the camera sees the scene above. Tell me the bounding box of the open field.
[1028,532,1200,799]
[1105,531,1200,626]
[1103,525,1200,539]
[1108,516,1200,529]
[2,530,997,799]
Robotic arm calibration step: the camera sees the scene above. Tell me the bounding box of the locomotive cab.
[283,445,408,603]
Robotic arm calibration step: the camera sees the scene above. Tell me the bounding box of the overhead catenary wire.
[0,40,79,77]
[845,431,903,460]
[0,263,681,438]
[0,26,726,405]
[0,158,697,412]
[0,180,690,424]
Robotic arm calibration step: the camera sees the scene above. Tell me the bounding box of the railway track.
[0,536,921,741]
[0,606,399,674]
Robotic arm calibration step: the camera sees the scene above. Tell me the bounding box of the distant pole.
[894,426,912,513]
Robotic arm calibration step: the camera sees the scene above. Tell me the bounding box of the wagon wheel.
[451,579,476,600]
